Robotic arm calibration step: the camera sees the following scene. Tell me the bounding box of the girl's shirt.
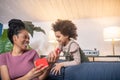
[60,39,81,67]
[0,49,39,80]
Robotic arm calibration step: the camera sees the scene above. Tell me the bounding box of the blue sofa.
[48,62,120,80]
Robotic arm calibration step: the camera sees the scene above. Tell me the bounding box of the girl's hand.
[51,63,63,75]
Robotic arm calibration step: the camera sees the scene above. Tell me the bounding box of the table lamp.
[103,26,120,55]
[48,30,58,48]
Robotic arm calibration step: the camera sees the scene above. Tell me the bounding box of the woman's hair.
[52,19,78,40]
[8,19,25,44]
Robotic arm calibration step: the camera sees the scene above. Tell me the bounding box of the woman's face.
[55,31,69,46]
[13,30,30,50]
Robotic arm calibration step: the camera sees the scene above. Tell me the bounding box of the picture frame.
[0,23,3,36]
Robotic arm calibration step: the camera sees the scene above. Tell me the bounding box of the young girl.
[51,19,83,75]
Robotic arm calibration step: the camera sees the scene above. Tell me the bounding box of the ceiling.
[0,0,120,24]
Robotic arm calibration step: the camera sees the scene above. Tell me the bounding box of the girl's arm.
[61,43,81,67]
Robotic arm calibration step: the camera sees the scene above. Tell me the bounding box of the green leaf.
[34,27,46,34]
[23,21,45,37]
[0,29,13,54]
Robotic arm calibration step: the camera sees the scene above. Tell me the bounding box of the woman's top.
[59,39,81,67]
[0,49,39,80]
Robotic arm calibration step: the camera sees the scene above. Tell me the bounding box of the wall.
[2,17,120,56]
[73,17,120,56]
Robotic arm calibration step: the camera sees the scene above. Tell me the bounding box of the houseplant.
[0,21,45,54]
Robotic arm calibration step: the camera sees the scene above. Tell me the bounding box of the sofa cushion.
[64,62,120,80]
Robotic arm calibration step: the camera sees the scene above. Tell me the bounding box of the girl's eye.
[57,36,60,38]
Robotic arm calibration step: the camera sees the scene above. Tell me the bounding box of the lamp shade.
[48,30,57,43]
[104,27,120,41]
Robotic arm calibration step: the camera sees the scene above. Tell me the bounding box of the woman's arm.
[15,65,48,80]
[0,65,48,80]
[38,67,51,80]
[0,65,10,80]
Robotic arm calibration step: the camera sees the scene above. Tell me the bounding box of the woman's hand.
[47,50,59,65]
[50,63,63,75]
[27,64,48,79]
[21,64,48,80]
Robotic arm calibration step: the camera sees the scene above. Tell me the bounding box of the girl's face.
[13,30,30,50]
[55,31,69,46]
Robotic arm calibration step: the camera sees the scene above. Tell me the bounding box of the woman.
[0,19,58,80]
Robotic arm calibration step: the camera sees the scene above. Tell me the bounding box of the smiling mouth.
[24,43,29,47]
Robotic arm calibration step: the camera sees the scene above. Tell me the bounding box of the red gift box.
[34,58,49,68]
